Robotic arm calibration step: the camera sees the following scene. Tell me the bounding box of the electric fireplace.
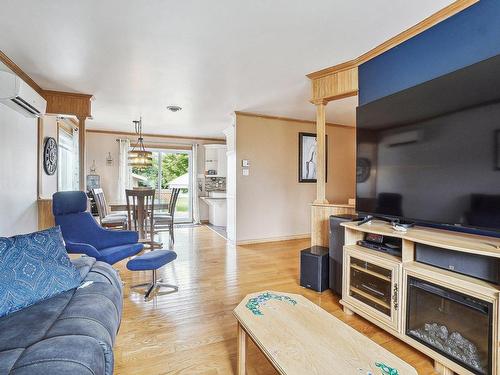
[406,277,493,375]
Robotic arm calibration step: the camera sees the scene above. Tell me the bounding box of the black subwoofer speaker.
[300,246,329,292]
[329,214,359,295]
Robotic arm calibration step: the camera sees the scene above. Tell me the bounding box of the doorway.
[131,149,193,223]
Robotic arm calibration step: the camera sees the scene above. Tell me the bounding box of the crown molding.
[0,50,44,94]
[307,0,479,80]
[86,129,225,142]
[234,111,353,128]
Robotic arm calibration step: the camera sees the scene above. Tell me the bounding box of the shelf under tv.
[340,220,500,375]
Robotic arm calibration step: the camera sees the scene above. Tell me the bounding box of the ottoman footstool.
[127,250,178,301]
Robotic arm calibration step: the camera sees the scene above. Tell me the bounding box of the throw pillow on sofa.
[0,226,82,318]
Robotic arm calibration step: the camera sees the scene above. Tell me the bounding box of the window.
[57,124,79,191]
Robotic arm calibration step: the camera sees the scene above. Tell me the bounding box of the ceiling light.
[166,105,182,112]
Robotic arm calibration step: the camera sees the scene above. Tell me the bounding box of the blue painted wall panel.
[359,0,500,105]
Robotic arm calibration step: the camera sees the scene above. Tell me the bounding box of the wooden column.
[314,101,328,204]
[43,90,93,191]
[78,116,86,190]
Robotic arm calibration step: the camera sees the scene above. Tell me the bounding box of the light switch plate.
[242,168,250,176]
[242,159,250,167]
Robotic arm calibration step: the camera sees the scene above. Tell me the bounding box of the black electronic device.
[416,243,500,285]
[357,233,402,257]
[300,246,329,292]
[329,214,360,295]
[356,53,500,237]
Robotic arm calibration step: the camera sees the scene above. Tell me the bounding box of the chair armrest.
[96,228,139,247]
[66,241,101,259]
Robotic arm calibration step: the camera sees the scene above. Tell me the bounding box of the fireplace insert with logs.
[406,277,493,375]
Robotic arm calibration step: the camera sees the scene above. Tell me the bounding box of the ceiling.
[0,0,454,137]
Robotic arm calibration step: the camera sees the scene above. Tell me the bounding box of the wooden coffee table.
[233,291,417,375]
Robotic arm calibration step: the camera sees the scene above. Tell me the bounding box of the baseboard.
[236,233,311,245]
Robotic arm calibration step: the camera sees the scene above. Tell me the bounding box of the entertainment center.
[340,220,500,375]
[342,46,500,375]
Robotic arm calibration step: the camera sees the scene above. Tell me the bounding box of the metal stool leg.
[131,269,178,301]
[144,274,156,300]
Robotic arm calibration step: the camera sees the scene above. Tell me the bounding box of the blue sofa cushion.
[98,243,144,265]
[0,226,82,318]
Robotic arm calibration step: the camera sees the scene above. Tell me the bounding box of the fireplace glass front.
[406,277,492,375]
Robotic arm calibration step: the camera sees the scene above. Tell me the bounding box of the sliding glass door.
[131,149,192,223]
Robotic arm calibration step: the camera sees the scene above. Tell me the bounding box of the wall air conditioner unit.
[382,129,423,148]
[0,70,46,118]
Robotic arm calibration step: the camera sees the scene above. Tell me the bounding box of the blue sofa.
[0,257,122,375]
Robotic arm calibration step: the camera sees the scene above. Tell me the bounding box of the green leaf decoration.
[375,362,399,375]
[245,292,297,316]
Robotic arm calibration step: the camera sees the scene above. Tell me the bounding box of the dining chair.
[125,189,162,249]
[154,188,181,246]
[92,188,128,229]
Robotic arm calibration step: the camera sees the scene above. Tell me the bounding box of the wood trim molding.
[43,90,93,118]
[37,198,55,230]
[234,111,352,129]
[236,233,311,246]
[132,142,193,150]
[307,0,479,79]
[309,67,359,104]
[86,129,225,142]
[0,50,44,94]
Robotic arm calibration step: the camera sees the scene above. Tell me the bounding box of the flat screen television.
[356,53,500,236]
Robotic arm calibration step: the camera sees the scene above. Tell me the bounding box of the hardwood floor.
[113,225,436,374]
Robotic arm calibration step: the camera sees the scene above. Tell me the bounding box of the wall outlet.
[242,159,250,167]
[242,168,250,176]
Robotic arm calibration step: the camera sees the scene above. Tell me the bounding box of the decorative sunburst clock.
[43,137,58,175]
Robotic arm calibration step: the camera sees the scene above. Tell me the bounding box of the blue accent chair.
[53,191,143,265]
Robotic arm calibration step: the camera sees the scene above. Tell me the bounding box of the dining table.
[109,201,169,249]
[109,202,170,213]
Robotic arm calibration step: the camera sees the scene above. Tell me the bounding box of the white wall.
[86,132,119,201]
[38,115,58,198]
[234,114,356,243]
[0,104,38,236]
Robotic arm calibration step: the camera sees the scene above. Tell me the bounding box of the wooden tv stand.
[340,220,500,375]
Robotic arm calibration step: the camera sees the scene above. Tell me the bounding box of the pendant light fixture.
[128,117,153,168]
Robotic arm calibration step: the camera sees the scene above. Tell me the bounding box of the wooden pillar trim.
[314,101,328,204]
[43,90,93,119]
[43,90,93,191]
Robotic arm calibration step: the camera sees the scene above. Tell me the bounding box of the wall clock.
[43,137,58,175]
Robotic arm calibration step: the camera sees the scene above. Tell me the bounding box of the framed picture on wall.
[298,132,328,183]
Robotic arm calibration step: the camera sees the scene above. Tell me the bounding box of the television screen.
[356,54,500,234]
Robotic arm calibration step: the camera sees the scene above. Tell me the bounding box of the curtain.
[117,139,131,202]
[71,127,79,190]
[192,144,201,224]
